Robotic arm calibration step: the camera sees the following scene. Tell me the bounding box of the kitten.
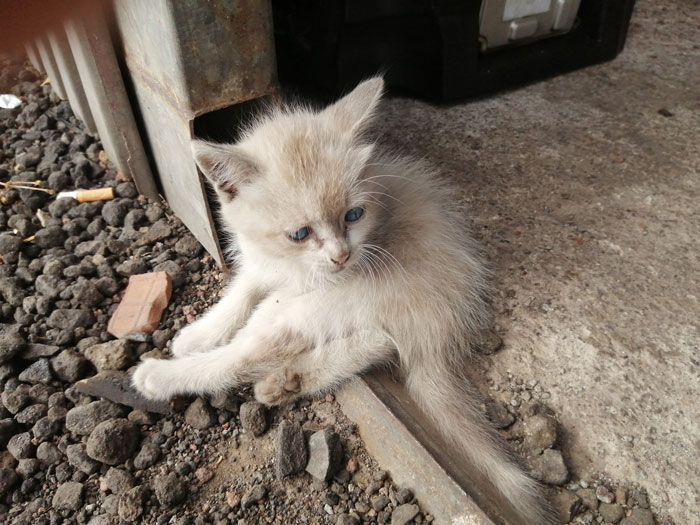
[132,77,553,524]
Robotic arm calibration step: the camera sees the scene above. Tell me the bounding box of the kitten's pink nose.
[331,252,350,265]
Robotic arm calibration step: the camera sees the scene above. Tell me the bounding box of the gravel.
[85,419,140,465]
[65,399,126,435]
[0,59,666,525]
[275,420,307,479]
[183,397,216,430]
[239,401,268,436]
[306,428,344,482]
[52,481,84,510]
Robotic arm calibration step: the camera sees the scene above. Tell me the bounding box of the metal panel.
[113,0,278,266]
[25,42,44,73]
[64,10,158,201]
[47,28,97,133]
[338,372,526,525]
[35,36,67,99]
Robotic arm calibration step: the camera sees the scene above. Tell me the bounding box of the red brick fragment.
[107,272,172,338]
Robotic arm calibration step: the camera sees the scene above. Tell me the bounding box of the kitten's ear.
[325,76,384,138]
[191,140,258,199]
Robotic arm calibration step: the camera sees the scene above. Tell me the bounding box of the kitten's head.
[192,77,386,285]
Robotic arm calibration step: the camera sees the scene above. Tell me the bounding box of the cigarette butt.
[76,188,114,202]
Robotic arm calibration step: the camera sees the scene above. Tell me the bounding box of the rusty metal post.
[48,28,97,133]
[112,0,279,266]
[25,42,44,73]
[64,9,159,200]
[35,35,67,99]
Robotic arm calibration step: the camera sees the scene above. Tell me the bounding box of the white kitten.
[132,78,554,524]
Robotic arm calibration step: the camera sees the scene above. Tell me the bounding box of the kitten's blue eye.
[344,207,364,223]
[289,226,310,241]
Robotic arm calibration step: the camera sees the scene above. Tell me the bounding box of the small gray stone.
[0,277,25,307]
[32,416,61,442]
[72,280,104,308]
[14,403,47,425]
[391,503,420,525]
[241,484,267,508]
[0,234,22,255]
[102,200,130,227]
[0,325,25,362]
[305,429,343,482]
[620,509,655,525]
[336,515,360,525]
[596,484,615,504]
[127,409,155,425]
[528,449,569,486]
[522,414,558,452]
[85,340,134,371]
[600,502,625,524]
[75,370,173,415]
[65,400,126,435]
[184,398,216,430]
[153,260,185,287]
[34,226,66,248]
[102,467,135,495]
[396,488,413,505]
[16,458,40,478]
[52,481,84,510]
[153,472,187,506]
[209,391,242,414]
[133,442,161,470]
[103,493,120,515]
[8,432,35,460]
[66,443,100,474]
[239,401,268,436]
[86,419,140,465]
[372,495,390,511]
[116,259,148,276]
[275,420,307,479]
[0,468,19,495]
[1,387,30,414]
[18,358,53,384]
[577,488,599,510]
[51,349,88,382]
[174,235,202,257]
[21,343,61,360]
[118,485,146,521]
[47,308,95,330]
[134,219,172,247]
[36,442,63,465]
[34,275,66,299]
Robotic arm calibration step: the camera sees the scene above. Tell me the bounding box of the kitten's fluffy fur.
[133,78,553,524]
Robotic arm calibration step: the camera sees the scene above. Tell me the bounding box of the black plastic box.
[273,0,637,102]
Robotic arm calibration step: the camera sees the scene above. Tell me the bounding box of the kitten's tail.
[404,360,556,525]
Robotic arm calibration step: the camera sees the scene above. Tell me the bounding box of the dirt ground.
[375,1,698,523]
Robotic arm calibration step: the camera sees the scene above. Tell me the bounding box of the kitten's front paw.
[132,359,176,401]
[254,370,302,406]
[171,324,210,357]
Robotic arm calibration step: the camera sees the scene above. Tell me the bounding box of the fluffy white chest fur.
[132,78,554,524]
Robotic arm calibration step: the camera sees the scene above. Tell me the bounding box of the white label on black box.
[503,0,553,21]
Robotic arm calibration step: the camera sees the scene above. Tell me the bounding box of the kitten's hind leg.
[254,330,393,405]
[170,271,266,357]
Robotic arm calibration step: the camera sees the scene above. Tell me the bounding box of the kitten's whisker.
[361,190,404,205]
[363,173,415,184]
[359,193,390,213]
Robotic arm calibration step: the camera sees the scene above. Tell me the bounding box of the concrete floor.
[376,1,699,523]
